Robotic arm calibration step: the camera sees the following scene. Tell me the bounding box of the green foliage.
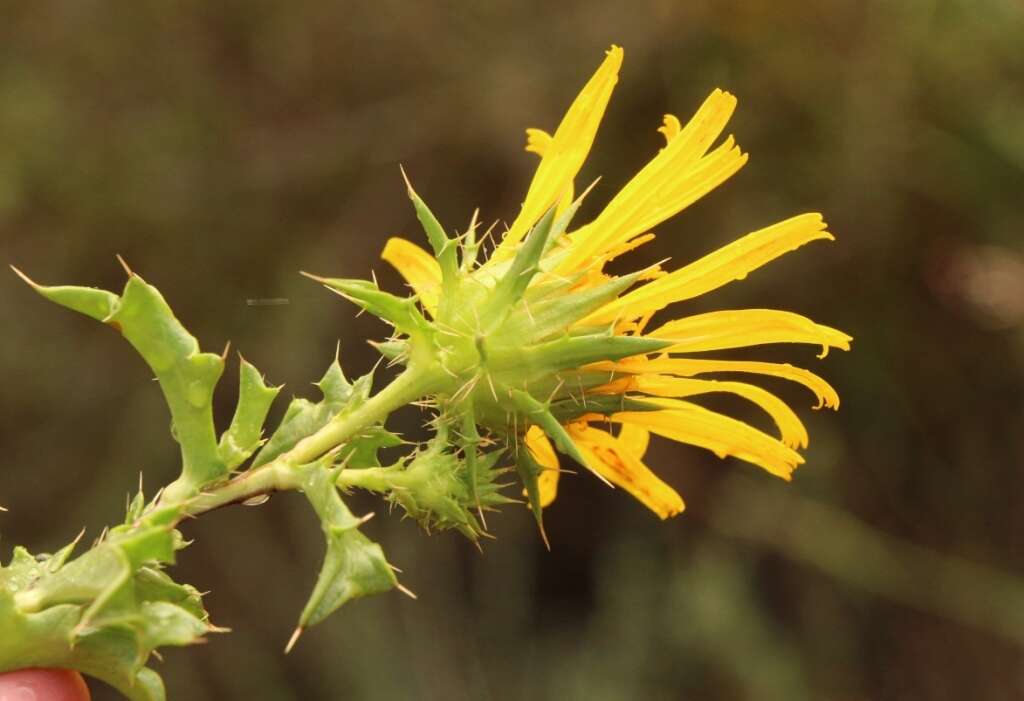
[295,460,399,630]
[219,359,281,471]
[252,357,401,469]
[514,445,549,546]
[7,269,422,696]
[0,505,211,701]
[21,271,229,499]
[402,171,458,286]
[477,206,559,328]
[305,275,433,341]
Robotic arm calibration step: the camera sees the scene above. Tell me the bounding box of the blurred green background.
[3,1,1024,699]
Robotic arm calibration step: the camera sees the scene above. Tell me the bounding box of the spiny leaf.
[252,359,391,468]
[218,358,281,470]
[20,271,228,497]
[514,447,549,549]
[503,271,642,342]
[460,410,483,516]
[11,267,119,321]
[509,389,592,475]
[479,205,558,327]
[0,526,214,701]
[494,334,672,373]
[296,462,397,629]
[305,275,433,340]
[369,338,408,360]
[401,168,459,285]
[548,394,661,423]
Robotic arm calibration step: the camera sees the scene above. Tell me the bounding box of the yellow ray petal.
[558,89,747,273]
[525,425,560,508]
[493,46,623,258]
[380,237,441,315]
[647,309,852,357]
[613,402,805,479]
[617,423,650,458]
[570,423,684,519]
[635,376,809,449]
[583,213,834,325]
[601,357,840,410]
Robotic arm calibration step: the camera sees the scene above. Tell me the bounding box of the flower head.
[312,46,850,539]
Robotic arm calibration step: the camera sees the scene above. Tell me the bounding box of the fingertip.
[0,668,91,701]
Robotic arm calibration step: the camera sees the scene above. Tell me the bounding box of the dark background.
[2,2,1023,699]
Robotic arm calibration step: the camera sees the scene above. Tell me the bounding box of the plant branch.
[172,364,443,521]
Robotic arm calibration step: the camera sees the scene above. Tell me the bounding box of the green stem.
[174,364,442,520]
[285,364,441,465]
[179,461,296,518]
[336,466,401,493]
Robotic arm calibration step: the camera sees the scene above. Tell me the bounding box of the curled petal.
[570,423,684,519]
[636,377,809,449]
[612,401,805,480]
[598,357,840,410]
[647,309,852,357]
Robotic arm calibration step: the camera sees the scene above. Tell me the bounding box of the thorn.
[399,164,414,196]
[221,341,231,361]
[115,254,134,276]
[334,340,341,364]
[395,582,418,600]
[355,511,376,526]
[546,378,566,406]
[151,650,164,662]
[284,626,303,654]
[299,270,329,284]
[538,522,551,551]
[0,505,7,512]
[369,355,385,375]
[481,220,499,248]
[472,539,484,554]
[389,563,403,574]
[9,265,40,288]
[58,527,86,563]
[521,297,535,325]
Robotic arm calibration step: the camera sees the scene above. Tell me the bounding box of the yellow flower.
[380,45,850,521]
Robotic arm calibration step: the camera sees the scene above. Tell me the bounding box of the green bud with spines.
[338,424,513,541]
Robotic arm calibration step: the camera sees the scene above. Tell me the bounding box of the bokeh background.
[2,1,1024,699]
